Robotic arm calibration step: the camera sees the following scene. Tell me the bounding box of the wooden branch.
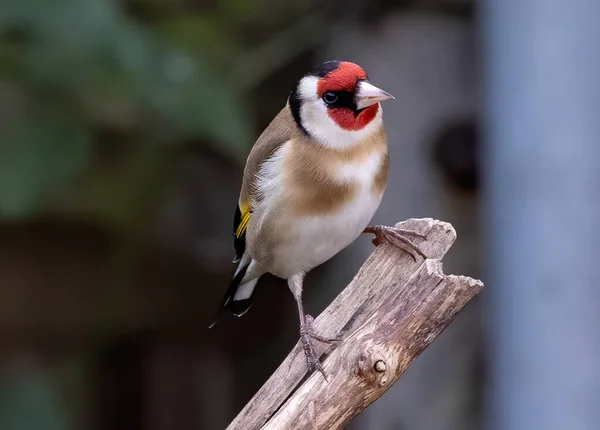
[227,218,484,430]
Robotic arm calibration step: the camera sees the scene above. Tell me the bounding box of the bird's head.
[289,60,394,149]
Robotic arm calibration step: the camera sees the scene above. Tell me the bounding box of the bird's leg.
[363,225,426,261]
[289,274,340,380]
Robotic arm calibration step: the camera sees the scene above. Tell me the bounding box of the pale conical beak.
[355,81,395,110]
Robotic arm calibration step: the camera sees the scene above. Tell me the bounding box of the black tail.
[209,264,253,328]
[221,264,253,316]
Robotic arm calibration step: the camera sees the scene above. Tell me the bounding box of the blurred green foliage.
[0,358,88,430]
[0,369,68,430]
[0,2,330,428]
[0,0,321,225]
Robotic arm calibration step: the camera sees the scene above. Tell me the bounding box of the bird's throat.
[328,104,379,131]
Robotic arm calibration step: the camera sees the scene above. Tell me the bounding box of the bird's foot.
[299,315,341,380]
[364,225,426,261]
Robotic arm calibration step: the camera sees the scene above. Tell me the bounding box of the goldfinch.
[212,61,425,377]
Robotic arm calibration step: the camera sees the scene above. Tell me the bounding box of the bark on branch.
[227,218,484,430]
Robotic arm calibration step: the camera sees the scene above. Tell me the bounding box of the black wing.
[233,203,250,262]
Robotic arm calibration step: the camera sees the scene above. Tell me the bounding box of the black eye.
[322,91,338,104]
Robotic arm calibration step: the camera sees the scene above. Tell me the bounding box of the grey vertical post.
[482,1,600,430]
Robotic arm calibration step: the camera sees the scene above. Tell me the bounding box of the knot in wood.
[354,350,390,388]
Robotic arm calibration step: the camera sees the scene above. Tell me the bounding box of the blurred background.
[0,0,598,429]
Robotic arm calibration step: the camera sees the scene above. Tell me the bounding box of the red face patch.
[317,62,377,131]
[316,62,368,97]
[328,104,379,131]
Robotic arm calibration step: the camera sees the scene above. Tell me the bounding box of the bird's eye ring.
[322,91,338,104]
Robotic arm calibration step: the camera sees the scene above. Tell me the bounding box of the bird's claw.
[300,328,327,381]
[299,314,341,381]
[364,225,427,261]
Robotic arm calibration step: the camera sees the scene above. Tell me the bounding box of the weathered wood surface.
[226,218,484,430]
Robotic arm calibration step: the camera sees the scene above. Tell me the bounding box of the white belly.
[287,191,380,275]
[257,187,383,278]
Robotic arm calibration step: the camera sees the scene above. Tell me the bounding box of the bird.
[211,60,425,378]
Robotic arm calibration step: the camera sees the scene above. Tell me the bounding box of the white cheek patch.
[297,76,384,149]
[297,76,320,101]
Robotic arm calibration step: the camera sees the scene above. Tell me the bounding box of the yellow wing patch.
[235,203,251,239]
